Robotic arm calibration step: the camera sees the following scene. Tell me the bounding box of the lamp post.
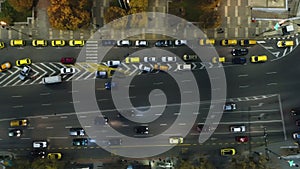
[0,21,32,38]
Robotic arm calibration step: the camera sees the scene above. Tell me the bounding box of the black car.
[31,150,46,158]
[291,108,300,116]
[8,129,22,137]
[231,48,248,56]
[232,57,246,64]
[135,126,149,134]
[72,138,88,146]
[155,40,173,47]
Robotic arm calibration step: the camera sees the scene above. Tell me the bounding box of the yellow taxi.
[10,119,28,127]
[32,40,47,47]
[51,40,65,47]
[169,137,183,144]
[250,55,268,63]
[10,40,25,47]
[47,153,62,160]
[16,58,31,66]
[125,57,140,63]
[154,64,169,71]
[221,148,236,156]
[212,56,225,63]
[277,40,294,47]
[0,41,5,49]
[69,40,85,47]
[240,39,256,46]
[221,39,237,46]
[0,62,12,72]
[199,39,215,45]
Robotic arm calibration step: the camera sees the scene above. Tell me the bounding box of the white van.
[177,63,192,71]
[42,75,62,84]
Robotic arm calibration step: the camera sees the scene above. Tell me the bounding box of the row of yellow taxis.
[8,39,85,47]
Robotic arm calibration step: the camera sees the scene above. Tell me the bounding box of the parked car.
[0,62,12,72]
[47,153,62,160]
[199,39,215,45]
[95,71,108,78]
[108,138,122,146]
[104,60,121,68]
[135,40,148,47]
[232,57,246,64]
[183,54,198,61]
[102,40,116,46]
[221,39,237,46]
[196,124,214,133]
[19,66,31,81]
[212,56,225,63]
[51,40,65,47]
[60,67,76,75]
[174,40,187,46]
[31,150,46,158]
[8,129,22,137]
[144,57,156,62]
[10,119,28,127]
[125,57,140,63]
[105,82,116,90]
[293,132,300,139]
[33,140,48,149]
[139,64,152,72]
[10,39,25,46]
[60,57,75,64]
[154,64,169,72]
[277,40,294,47]
[177,64,191,71]
[221,148,236,156]
[135,126,149,134]
[230,125,246,133]
[291,108,300,116]
[16,58,31,66]
[32,40,47,47]
[250,55,267,63]
[0,41,4,49]
[240,39,256,46]
[161,56,176,62]
[72,138,88,146]
[231,48,248,56]
[235,136,248,142]
[69,128,85,136]
[296,119,300,126]
[223,102,236,111]
[155,40,173,47]
[169,137,183,144]
[69,40,85,47]
[117,40,132,47]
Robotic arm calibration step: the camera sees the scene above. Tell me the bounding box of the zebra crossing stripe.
[296,38,299,46]
[282,48,288,56]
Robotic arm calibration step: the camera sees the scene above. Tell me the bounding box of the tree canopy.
[7,0,33,13]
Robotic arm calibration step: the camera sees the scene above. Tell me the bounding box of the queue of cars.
[7,39,85,47]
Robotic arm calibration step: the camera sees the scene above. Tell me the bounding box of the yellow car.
[221,148,236,156]
[47,153,62,160]
[0,41,5,49]
[277,40,294,47]
[32,40,47,47]
[51,40,65,47]
[125,57,140,63]
[212,56,225,63]
[199,39,215,45]
[154,64,169,71]
[16,58,31,66]
[169,137,183,144]
[221,39,237,46]
[10,119,28,127]
[0,62,12,72]
[250,55,268,63]
[69,40,85,47]
[240,40,256,46]
[10,40,25,47]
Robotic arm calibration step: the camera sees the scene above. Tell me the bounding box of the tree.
[7,0,33,13]
[129,0,148,11]
[198,10,220,29]
[104,6,127,28]
[227,154,272,169]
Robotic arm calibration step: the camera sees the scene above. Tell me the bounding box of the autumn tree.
[128,12,147,28]
[104,6,127,28]
[7,0,33,13]
[227,154,272,169]
[129,0,148,12]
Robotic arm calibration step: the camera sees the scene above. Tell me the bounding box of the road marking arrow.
[191,62,197,70]
[257,41,266,44]
[40,63,56,76]
[199,63,206,69]
[129,64,138,76]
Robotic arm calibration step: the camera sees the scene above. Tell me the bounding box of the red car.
[235,136,248,142]
[60,57,75,64]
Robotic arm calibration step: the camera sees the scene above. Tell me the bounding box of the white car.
[174,40,187,46]
[177,63,191,71]
[19,66,31,81]
[139,64,152,72]
[60,67,76,75]
[161,56,176,62]
[144,57,156,62]
[117,40,132,47]
[33,140,48,148]
[105,60,121,67]
[135,40,148,47]
[169,137,183,144]
[230,126,246,133]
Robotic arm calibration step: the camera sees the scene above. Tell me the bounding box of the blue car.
[223,102,237,111]
[232,57,246,64]
[293,132,300,139]
[105,82,116,90]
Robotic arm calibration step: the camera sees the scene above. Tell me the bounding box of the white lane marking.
[278,94,287,140]
[97,99,109,101]
[181,80,191,83]
[40,93,50,96]
[13,105,23,108]
[239,85,249,88]
[212,88,220,91]
[41,103,52,106]
[11,95,22,98]
[174,113,181,115]
[183,91,192,94]
[251,103,264,108]
[160,124,167,126]
[178,123,186,126]
[238,74,248,77]
[153,82,163,85]
[155,114,162,116]
[48,137,68,139]
[125,85,135,88]
[257,41,266,43]
[70,101,80,104]
[46,126,54,129]
[21,138,31,140]
[266,72,277,75]
[223,109,279,114]
[41,116,48,119]
[265,46,273,49]
[128,96,136,99]
[65,126,72,129]
[154,93,165,96]
[122,124,129,127]
[79,116,87,118]
[96,88,105,90]
[68,90,79,93]
[267,83,277,86]
[84,126,91,128]
[213,119,282,125]
[193,112,200,115]
[60,116,68,119]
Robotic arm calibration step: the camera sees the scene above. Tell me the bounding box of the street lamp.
[0,21,32,38]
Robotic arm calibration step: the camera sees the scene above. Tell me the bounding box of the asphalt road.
[0,41,299,165]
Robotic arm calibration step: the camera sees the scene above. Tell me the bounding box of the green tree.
[7,0,33,12]
[227,154,272,169]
